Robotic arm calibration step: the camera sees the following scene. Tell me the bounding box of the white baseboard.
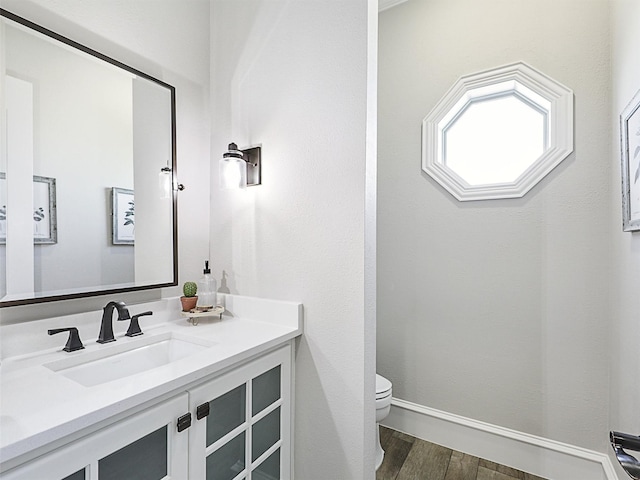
[383,398,619,480]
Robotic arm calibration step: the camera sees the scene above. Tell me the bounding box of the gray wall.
[610,0,640,475]
[378,0,612,452]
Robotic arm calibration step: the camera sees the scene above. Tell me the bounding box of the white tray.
[180,305,225,325]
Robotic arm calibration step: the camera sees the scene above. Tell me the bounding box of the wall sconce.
[220,142,261,189]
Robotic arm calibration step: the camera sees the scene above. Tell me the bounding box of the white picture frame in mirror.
[0,173,57,245]
[112,187,135,245]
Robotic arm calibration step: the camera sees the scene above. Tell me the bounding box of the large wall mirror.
[0,9,178,307]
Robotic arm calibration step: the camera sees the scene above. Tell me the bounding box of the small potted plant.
[180,281,198,312]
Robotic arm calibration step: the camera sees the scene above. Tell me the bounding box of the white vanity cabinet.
[1,343,293,480]
[1,394,190,480]
[188,343,292,480]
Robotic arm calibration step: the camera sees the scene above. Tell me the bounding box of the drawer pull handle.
[196,403,210,420]
[177,413,192,432]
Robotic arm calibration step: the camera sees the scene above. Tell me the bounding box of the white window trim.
[422,62,574,201]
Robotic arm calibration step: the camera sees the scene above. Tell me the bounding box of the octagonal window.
[422,62,573,201]
[444,94,547,185]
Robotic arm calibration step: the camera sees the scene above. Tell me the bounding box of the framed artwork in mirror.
[0,173,57,244]
[112,187,135,245]
[33,176,57,244]
[621,89,640,232]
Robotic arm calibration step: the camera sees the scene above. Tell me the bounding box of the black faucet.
[125,311,153,337]
[97,301,130,343]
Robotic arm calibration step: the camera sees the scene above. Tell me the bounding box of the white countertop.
[0,294,303,471]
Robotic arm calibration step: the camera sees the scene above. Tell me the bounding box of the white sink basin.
[45,332,212,387]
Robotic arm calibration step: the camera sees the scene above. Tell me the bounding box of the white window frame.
[422,62,574,201]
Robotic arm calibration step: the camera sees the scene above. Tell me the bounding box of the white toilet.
[375,374,393,470]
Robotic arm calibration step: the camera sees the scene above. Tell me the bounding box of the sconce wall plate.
[243,146,262,186]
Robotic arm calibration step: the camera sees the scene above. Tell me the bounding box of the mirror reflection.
[0,10,177,307]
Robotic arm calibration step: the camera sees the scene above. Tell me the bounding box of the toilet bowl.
[375,374,393,470]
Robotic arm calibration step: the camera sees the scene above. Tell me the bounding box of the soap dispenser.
[197,260,217,309]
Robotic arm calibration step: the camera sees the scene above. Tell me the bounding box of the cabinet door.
[188,343,292,480]
[2,394,189,480]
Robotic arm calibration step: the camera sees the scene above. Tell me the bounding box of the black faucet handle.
[48,327,85,352]
[124,311,153,337]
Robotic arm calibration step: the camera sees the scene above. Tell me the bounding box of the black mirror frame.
[0,9,178,307]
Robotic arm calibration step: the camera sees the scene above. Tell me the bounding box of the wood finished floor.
[376,427,547,480]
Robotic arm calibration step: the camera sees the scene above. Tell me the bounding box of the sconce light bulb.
[220,157,247,189]
[220,143,248,189]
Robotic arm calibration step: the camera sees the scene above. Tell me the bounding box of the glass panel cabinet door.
[252,366,281,416]
[252,448,280,480]
[252,408,280,462]
[189,343,292,480]
[98,426,168,480]
[205,431,246,480]
[1,394,189,480]
[207,384,246,446]
[62,469,86,480]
